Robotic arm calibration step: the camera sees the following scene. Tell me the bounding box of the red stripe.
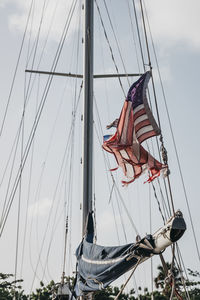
[126,109,134,145]
[139,146,148,164]
[133,108,146,121]
[117,101,128,140]
[135,119,151,133]
[138,130,157,144]
[112,148,127,176]
[126,146,139,164]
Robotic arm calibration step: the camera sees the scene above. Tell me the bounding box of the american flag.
[103,71,167,185]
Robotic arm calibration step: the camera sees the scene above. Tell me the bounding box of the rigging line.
[149,184,154,298]
[131,0,145,71]
[93,95,139,235]
[20,74,40,278]
[41,85,83,279]
[132,0,171,217]
[95,0,126,97]
[25,0,54,67]
[93,122,132,286]
[14,80,27,286]
[0,0,78,238]
[103,0,130,86]
[25,0,35,67]
[63,89,76,279]
[143,0,200,265]
[25,0,60,103]
[93,123,128,245]
[132,0,171,221]
[145,141,167,223]
[153,133,172,217]
[147,132,171,219]
[169,243,176,300]
[0,0,34,137]
[112,178,139,236]
[30,77,78,281]
[96,13,110,121]
[146,143,168,222]
[63,13,82,274]
[93,123,120,244]
[127,0,141,73]
[175,245,191,300]
[24,0,48,105]
[25,0,77,114]
[156,179,169,220]
[114,257,142,300]
[28,165,46,282]
[115,188,128,243]
[139,0,176,215]
[0,122,22,228]
[38,83,83,282]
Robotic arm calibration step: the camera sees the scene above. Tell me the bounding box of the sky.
[0,0,200,296]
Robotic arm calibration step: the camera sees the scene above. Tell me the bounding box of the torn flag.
[103,71,167,185]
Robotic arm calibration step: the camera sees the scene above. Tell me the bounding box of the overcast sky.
[0,0,200,295]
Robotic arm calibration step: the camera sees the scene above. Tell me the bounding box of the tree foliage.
[1,264,200,299]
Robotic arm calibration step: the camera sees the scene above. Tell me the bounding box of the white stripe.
[121,102,132,144]
[133,104,144,114]
[120,150,134,178]
[136,125,153,138]
[82,254,129,265]
[120,149,129,160]
[126,163,135,178]
[134,114,148,126]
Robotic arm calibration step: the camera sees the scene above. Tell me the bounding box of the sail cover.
[103,71,167,185]
[75,213,154,296]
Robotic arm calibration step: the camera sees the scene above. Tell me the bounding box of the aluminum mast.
[82,0,94,236]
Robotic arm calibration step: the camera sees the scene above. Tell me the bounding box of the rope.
[113,257,142,300]
[103,0,130,85]
[144,0,200,263]
[151,181,165,225]
[127,0,141,73]
[0,0,78,239]
[0,0,34,137]
[131,0,145,71]
[40,82,83,282]
[95,0,126,97]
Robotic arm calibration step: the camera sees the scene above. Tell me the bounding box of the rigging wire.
[149,184,154,298]
[34,82,83,285]
[14,73,27,289]
[127,0,141,73]
[93,95,139,236]
[139,0,176,217]
[95,0,126,97]
[0,0,78,238]
[138,3,191,295]
[102,0,130,86]
[131,0,145,71]
[26,0,48,92]
[130,0,172,219]
[143,0,200,264]
[0,0,34,137]
[25,0,60,105]
[20,74,40,278]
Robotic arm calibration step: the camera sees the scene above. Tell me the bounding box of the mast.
[82,0,94,236]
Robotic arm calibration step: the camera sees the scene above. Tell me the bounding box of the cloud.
[4,0,80,42]
[145,0,200,51]
[28,197,52,217]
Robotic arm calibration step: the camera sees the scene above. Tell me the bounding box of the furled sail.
[75,212,186,297]
[103,71,167,185]
[75,213,155,296]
